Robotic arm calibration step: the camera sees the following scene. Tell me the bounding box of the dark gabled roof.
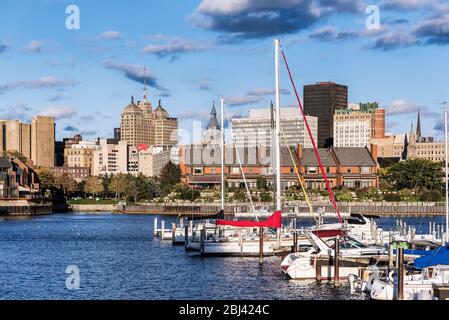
[332,147,376,166]
[0,156,11,169]
[300,148,336,167]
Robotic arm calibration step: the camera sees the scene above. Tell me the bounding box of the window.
[194,167,203,174]
[361,167,370,174]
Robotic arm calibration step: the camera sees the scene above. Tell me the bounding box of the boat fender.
[388,270,396,283]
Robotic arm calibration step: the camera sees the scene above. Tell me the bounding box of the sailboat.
[186,42,300,256]
[368,103,449,300]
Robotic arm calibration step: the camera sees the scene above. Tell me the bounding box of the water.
[0,213,445,300]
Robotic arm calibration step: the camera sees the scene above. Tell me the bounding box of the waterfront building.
[0,156,39,198]
[370,134,406,160]
[137,144,172,177]
[304,82,348,147]
[120,79,178,147]
[371,110,448,163]
[52,166,90,182]
[334,102,385,147]
[179,144,378,190]
[64,140,99,173]
[92,139,128,176]
[0,116,55,168]
[231,107,318,148]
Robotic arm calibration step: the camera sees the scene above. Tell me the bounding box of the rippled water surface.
[0,213,445,300]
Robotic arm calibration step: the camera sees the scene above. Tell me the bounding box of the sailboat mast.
[221,97,225,211]
[443,101,448,244]
[274,39,282,212]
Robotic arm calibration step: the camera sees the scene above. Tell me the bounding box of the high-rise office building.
[334,102,385,147]
[120,76,178,147]
[0,116,55,167]
[304,82,348,147]
[231,107,318,148]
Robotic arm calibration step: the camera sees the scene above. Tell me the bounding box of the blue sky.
[0,0,448,142]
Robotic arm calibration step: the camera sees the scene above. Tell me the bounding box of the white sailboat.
[368,102,449,300]
[186,40,297,256]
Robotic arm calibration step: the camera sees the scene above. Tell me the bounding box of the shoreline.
[67,202,449,217]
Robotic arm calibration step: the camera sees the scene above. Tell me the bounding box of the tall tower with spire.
[416,109,422,140]
[204,101,221,144]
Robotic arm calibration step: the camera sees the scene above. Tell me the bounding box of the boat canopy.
[216,210,282,228]
[413,245,449,269]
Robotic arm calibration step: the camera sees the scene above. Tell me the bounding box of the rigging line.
[224,104,256,214]
[279,127,315,220]
[280,46,343,224]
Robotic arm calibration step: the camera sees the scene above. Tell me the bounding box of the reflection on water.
[0,213,443,300]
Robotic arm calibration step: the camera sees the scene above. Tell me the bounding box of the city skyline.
[0,0,448,142]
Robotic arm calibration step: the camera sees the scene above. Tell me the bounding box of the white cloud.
[39,106,77,120]
[98,30,123,40]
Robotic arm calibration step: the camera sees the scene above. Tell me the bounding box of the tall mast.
[443,101,448,244]
[274,39,281,212]
[221,97,225,211]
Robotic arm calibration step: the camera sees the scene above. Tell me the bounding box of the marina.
[1,212,448,300]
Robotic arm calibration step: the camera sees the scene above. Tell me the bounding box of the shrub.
[420,190,442,202]
[383,193,401,202]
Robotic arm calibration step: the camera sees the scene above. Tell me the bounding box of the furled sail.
[216,210,282,228]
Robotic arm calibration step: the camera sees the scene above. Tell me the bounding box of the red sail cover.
[216,210,282,228]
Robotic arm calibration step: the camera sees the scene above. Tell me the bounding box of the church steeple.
[207,101,220,130]
[416,109,421,139]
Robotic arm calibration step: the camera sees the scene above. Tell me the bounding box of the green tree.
[3,149,28,163]
[256,177,267,190]
[108,173,128,199]
[335,189,353,202]
[420,189,442,202]
[54,172,78,199]
[35,167,55,194]
[232,189,247,202]
[259,191,273,202]
[124,174,138,202]
[84,176,104,198]
[159,161,181,186]
[383,159,444,192]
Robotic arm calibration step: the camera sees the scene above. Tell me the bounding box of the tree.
[159,161,181,186]
[35,167,55,194]
[84,176,104,198]
[335,189,353,202]
[420,189,442,202]
[232,189,247,202]
[259,191,273,202]
[256,177,267,190]
[54,172,78,199]
[108,173,128,199]
[383,159,444,192]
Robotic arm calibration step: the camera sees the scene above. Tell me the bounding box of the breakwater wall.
[71,201,448,217]
[0,199,53,216]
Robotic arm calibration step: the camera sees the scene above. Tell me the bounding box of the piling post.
[315,256,321,282]
[388,239,394,268]
[171,222,176,245]
[184,225,189,250]
[259,227,264,264]
[153,217,158,237]
[161,220,165,240]
[397,246,404,300]
[334,236,340,287]
[200,227,205,255]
